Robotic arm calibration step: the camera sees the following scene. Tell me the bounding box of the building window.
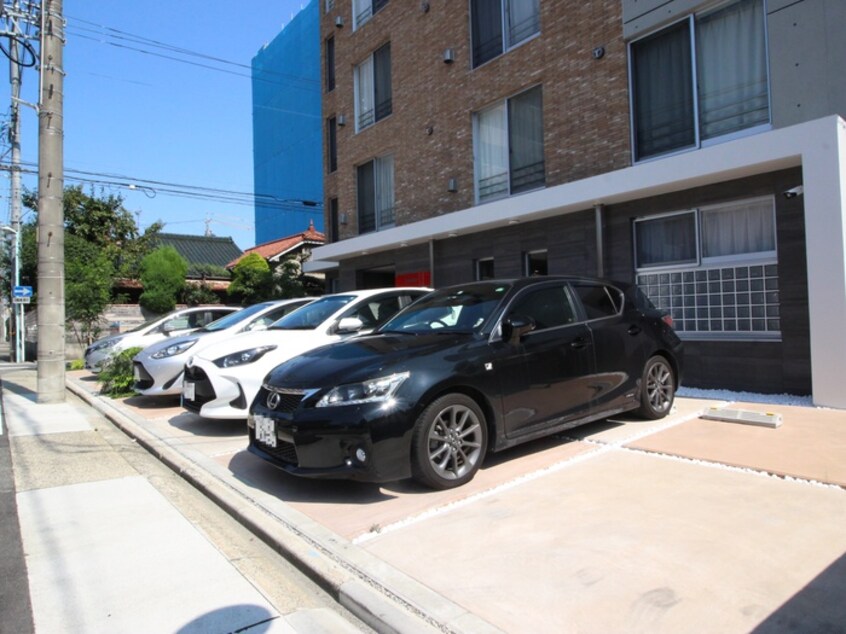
[325,36,335,92]
[635,196,779,338]
[354,43,392,131]
[523,250,548,276]
[324,0,335,14]
[475,258,495,280]
[327,117,337,173]
[357,155,394,234]
[471,0,540,68]
[353,0,388,30]
[630,0,769,161]
[474,85,545,203]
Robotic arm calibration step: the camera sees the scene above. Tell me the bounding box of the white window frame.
[635,195,780,340]
[523,249,548,276]
[627,0,772,164]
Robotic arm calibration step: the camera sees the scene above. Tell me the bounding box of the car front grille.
[183,365,216,412]
[258,386,307,414]
[133,362,154,390]
[249,428,298,465]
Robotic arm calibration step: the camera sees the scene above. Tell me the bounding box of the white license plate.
[182,381,196,401]
[254,414,277,448]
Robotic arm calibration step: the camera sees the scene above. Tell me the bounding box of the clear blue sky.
[2,0,312,250]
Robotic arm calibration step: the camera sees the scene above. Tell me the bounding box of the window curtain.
[632,20,695,160]
[357,161,375,234]
[506,0,540,47]
[375,155,395,228]
[697,0,768,139]
[508,85,545,194]
[476,103,508,202]
[702,198,775,258]
[471,0,503,67]
[353,0,372,28]
[355,56,374,129]
[636,213,697,268]
[373,43,392,122]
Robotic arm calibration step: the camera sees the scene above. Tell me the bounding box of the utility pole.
[9,29,23,363]
[36,0,64,402]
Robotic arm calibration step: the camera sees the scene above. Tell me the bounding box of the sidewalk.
[0,363,366,634]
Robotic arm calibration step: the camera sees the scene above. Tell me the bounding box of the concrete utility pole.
[36,0,64,402]
[9,31,24,363]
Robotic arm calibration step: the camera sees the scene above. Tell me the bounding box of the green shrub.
[97,346,143,398]
[66,359,85,371]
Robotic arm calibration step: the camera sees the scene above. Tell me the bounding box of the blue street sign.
[13,286,33,298]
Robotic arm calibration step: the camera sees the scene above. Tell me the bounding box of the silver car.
[132,298,312,397]
[84,305,239,373]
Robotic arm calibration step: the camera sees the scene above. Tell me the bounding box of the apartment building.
[310,0,846,408]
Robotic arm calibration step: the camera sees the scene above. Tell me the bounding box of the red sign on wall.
[395,271,432,287]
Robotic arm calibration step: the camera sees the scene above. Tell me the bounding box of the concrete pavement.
[5,353,846,633]
[0,362,371,634]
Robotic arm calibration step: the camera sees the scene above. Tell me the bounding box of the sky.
[1,0,312,250]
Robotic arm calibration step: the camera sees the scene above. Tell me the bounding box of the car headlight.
[316,372,409,408]
[151,340,197,359]
[90,338,119,353]
[214,345,277,368]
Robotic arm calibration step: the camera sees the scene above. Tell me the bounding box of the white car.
[132,298,312,397]
[181,287,430,419]
[84,305,239,373]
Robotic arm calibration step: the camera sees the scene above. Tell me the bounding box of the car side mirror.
[335,317,365,334]
[502,316,535,344]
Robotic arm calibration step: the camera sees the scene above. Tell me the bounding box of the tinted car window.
[573,284,623,319]
[381,283,509,334]
[508,285,577,330]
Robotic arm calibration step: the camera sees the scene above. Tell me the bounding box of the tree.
[228,253,273,305]
[65,234,115,345]
[139,246,188,314]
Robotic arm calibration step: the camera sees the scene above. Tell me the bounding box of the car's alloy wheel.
[411,394,487,490]
[639,355,675,419]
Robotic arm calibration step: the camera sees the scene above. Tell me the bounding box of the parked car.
[132,298,313,397]
[84,305,239,373]
[248,277,683,490]
[182,287,431,420]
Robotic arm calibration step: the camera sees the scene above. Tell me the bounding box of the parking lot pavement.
[66,370,846,633]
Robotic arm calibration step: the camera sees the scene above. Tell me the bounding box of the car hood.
[264,332,476,389]
[191,327,330,364]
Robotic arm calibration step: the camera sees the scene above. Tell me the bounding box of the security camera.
[783,186,804,199]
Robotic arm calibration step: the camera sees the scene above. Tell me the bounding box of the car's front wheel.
[411,394,488,490]
[638,355,675,419]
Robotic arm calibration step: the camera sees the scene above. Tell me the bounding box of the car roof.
[434,276,631,292]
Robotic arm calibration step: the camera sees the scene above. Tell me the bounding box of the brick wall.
[321,1,631,241]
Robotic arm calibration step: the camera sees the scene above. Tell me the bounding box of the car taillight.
[661,314,674,328]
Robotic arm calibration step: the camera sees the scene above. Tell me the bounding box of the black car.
[248,277,683,490]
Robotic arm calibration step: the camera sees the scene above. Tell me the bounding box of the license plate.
[133,365,141,382]
[254,414,277,448]
[182,381,196,401]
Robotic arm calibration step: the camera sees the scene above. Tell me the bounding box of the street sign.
[12,286,32,304]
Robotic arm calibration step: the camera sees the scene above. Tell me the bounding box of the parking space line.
[353,406,711,545]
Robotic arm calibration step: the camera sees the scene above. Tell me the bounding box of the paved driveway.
[68,372,846,633]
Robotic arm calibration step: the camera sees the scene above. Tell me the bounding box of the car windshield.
[380,282,510,334]
[199,303,269,333]
[269,295,356,330]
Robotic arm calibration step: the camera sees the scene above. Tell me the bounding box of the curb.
[66,377,503,634]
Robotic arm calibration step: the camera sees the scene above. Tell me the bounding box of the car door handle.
[627,325,642,336]
[570,337,590,350]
